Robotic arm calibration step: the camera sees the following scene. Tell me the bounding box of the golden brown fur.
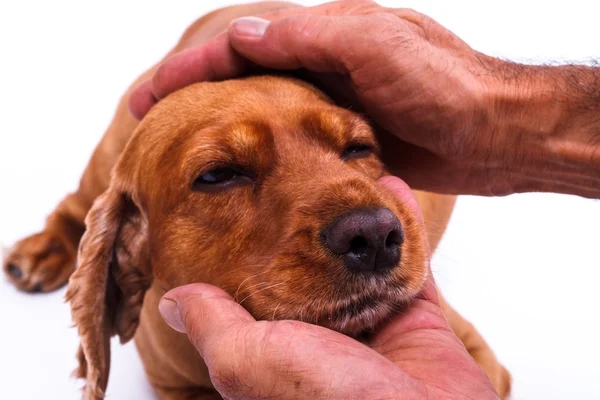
[3,2,510,399]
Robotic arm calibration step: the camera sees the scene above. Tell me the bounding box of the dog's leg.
[439,293,512,399]
[3,75,148,292]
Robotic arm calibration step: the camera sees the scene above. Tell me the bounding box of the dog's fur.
[3,2,510,399]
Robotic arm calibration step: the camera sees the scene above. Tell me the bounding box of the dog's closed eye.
[192,166,254,192]
[341,144,372,160]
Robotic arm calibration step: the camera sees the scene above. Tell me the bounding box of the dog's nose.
[322,208,404,273]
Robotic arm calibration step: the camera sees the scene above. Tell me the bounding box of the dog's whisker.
[220,256,274,278]
[233,271,270,301]
[271,301,282,321]
[238,279,273,293]
[238,282,287,306]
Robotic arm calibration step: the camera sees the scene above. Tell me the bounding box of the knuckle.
[341,0,380,15]
[210,365,245,396]
[256,321,296,359]
[280,14,343,70]
[370,12,410,34]
[207,322,287,398]
[207,321,324,398]
[398,7,422,18]
[213,324,261,367]
[207,330,253,394]
[179,300,206,339]
[287,14,330,42]
[389,7,425,24]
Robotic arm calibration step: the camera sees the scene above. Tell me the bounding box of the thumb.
[159,283,413,399]
[227,14,381,73]
[158,283,255,358]
[377,176,423,223]
[377,176,439,303]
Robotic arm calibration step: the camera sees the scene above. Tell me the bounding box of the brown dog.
[2,2,510,399]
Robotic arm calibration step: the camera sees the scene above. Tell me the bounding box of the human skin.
[130,0,600,198]
[159,176,501,400]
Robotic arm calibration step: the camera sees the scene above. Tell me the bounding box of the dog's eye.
[341,144,371,160]
[199,168,236,184]
[192,167,252,191]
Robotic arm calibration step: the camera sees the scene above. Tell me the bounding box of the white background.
[1,1,599,399]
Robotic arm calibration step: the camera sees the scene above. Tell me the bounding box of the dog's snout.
[322,208,404,273]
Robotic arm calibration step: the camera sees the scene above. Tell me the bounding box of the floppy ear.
[66,186,152,400]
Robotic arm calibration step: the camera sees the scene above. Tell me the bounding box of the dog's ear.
[66,186,152,399]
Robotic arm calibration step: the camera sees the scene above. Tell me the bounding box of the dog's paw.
[493,364,512,400]
[3,231,76,293]
[470,348,512,399]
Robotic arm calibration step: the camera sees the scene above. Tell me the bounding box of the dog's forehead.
[165,75,332,115]
[121,77,376,190]
[148,76,371,146]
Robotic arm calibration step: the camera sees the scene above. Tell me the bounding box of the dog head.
[67,76,429,398]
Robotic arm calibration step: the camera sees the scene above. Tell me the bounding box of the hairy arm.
[486,62,600,197]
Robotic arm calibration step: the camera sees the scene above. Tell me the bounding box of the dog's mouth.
[240,198,428,337]
[237,244,427,337]
[259,276,416,337]
[319,299,396,336]
[317,284,413,336]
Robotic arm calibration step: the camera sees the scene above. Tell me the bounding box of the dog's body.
[3,2,510,399]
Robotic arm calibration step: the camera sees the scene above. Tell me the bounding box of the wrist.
[480,60,600,197]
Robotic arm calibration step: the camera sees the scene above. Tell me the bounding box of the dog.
[2,2,510,398]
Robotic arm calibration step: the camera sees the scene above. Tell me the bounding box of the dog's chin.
[319,301,399,337]
[245,260,427,337]
[313,282,420,337]
[319,273,425,337]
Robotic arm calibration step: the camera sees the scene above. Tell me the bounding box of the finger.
[376,132,479,194]
[128,79,158,120]
[373,176,446,342]
[227,14,388,74]
[369,263,451,350]
[160,283,413,399]
[300,70,363,109]
[159,283,255,356]
[152,32,250,100]
[377,176,441,303]
[377,175,423,222]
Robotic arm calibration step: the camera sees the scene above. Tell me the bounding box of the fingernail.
[231,17,270,37]
[158,298,187,333]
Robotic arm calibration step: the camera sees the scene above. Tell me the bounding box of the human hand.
[157,176,499,400]
[130,0,600,197]
[130,0,515,195]
[158,277,498,400]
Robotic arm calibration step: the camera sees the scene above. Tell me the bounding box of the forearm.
[488,62,600,198]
